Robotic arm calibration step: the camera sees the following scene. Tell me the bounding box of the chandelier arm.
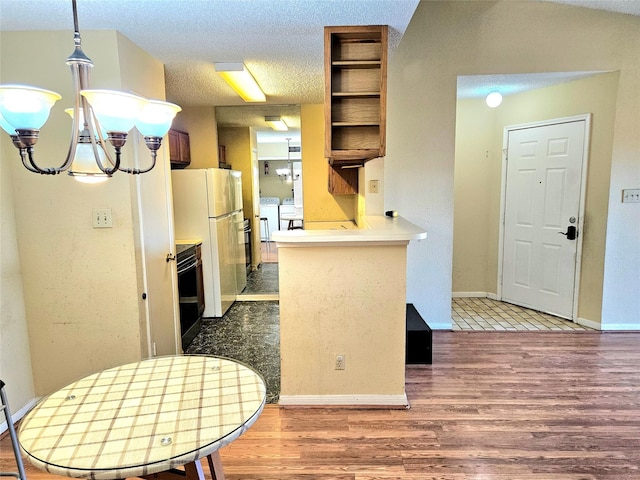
[85,105,118,174]
[118,151,157,175]
[118,136,161,175]
[8,135,42,174]
[18,147,44,174]
[22,147,61,175]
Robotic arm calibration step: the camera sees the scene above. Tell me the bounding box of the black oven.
[176,243,204,350]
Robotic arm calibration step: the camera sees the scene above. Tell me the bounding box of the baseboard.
[575,317,601,330]
[278,394,409,408]
[595,321,640,331]
[452,291,498,300]
[427,320,453,330]
[236,294,279,302]
[0,396,38,434]
[452,291,486,298]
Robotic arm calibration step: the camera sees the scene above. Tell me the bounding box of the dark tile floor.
[241,263,279,294]
[186,300,280,403]
[187,265,281,403]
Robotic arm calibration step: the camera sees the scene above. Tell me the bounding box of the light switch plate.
[93,208,113,228]
[622,189,640,203]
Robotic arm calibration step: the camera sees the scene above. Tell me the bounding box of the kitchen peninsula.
[273,215,426,407]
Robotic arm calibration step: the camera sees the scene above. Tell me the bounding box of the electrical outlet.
[335,354,345,370]
[622,188,640,203]
[93,208,113,228]
[369,179,379,194]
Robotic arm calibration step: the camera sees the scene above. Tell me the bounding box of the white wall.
[387,1,640,330]
[601,67,640,329]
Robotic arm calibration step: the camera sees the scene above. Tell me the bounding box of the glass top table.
[18,355,266,480]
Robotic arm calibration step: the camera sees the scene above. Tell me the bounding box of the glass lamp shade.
[0,112,15,135]
[80,89,148,133]
[135,100,181,137]
[65,107,108,139]
[68,141,109,183]
[0,85,61,130]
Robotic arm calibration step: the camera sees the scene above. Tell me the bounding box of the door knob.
[558,225,577,240]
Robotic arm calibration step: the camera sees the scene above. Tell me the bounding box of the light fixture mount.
[0,0,181,181]
[265,116,288,132]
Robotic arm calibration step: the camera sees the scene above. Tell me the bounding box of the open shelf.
[325,25,388,173]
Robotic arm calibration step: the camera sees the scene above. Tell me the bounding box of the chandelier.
[276,138,300,183]
[0,0,181,183]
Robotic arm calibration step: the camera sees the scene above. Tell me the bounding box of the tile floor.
[241,263,279,295]
[186,301,281,404]
[452,296,593,331]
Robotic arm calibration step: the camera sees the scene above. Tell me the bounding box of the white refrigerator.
[172,168,247,317]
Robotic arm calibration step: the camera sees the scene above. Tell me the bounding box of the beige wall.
[453,97,496,295]
[279,243,407,403]
[0,131,35,414]
[453,73,619,323]
[300,104,357,223]
[1,30,170,397]
[387,0,640,329]
[174,107,219,169]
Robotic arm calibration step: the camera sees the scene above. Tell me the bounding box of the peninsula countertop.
[272,215,426,245]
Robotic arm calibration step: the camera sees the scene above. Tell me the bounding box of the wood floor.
[3,331,640,479]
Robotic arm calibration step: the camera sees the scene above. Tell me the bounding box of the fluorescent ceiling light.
[215,62,266,102]
[265,116,288,131]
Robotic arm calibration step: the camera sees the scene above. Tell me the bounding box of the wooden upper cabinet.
[169,129,191,168]
[324,25,388,163]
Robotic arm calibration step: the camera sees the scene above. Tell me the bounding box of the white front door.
[501,117,588,319]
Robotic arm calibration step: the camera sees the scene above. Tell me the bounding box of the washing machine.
[259,197,280,241]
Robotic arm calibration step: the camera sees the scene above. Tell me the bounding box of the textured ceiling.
[457,71,607,99]
[0,0,419,109]
[1,0,637,138]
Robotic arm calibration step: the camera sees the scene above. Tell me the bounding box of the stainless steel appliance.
[172,168,247,317]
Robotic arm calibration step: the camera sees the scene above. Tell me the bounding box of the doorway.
[499,116,590,320]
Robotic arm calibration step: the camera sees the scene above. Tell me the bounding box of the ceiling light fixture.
[215,63,266,103]
[0,0,181,182]
[265,116,288,132]
[485,91,503,108]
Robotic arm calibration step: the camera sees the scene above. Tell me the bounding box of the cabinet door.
[328,163,358,195]
[168,129,181,162]
[169,129,191,168]
[178,131,191,162]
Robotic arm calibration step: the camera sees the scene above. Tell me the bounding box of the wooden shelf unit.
[324,25,388,164]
